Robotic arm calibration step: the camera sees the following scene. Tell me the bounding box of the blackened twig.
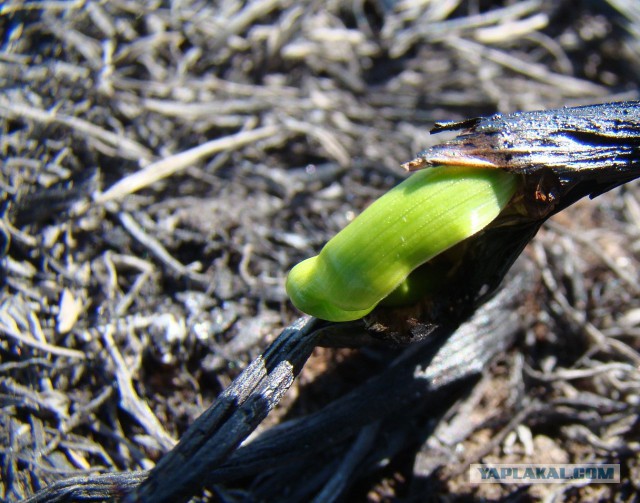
[404,101,640,188]
[124,316,324,502]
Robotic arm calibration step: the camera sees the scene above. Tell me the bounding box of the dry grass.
[2,0,640,500]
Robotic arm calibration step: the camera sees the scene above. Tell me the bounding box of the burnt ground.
[2,0,640,501]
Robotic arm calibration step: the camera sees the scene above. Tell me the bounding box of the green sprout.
[286,166,519,322]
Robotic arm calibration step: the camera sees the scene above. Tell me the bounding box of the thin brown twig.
[94,125,280,204]
[0,315,86,359]
[101,326,176,452]
[0,98,152,161]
